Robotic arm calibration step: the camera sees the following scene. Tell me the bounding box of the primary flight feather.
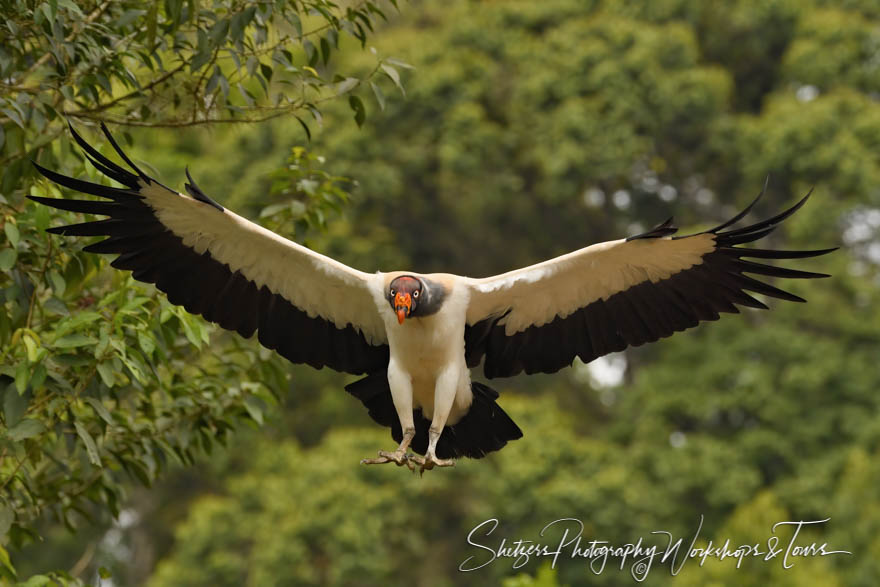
[31,124,835,473]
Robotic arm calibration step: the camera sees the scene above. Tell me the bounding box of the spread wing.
[31,124,389,374]
[464,191,835,378]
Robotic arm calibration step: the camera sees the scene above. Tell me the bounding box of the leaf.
[75,421,101,466]
[22,334,38,362]
[30,363,46,390]
[3,383,27,427]
[259,62,273,83]
[127,460,151,486]
[384,57,414,69]
[137,330,155,356]
[96,362,115,388]
[118,352,147,384]
[243,395,264,425]
[0,506,13,537]
[289,13,302,37]
[380,64,405,96]
[349,95,366,127]
[237,83,255,107]
[18,575,51,587]
[53,334,98,349]
[0,249,16,272]
[166,0,183,27]
[4,223,19,247]
[8,418,46,441]
[33,201,50,231]
[145,4,158,49]
[178,313,203,348]
[370,80,385,111]
[298,179,318,196]
[307,104,323,125]
[57,0,83,16]
[48,270,65,296]
[259,202,290,218]
[217,70,230,98]
[114,9,146,28]
[120,296,150,314]
[191,47,214,72]
[336,77,359,95]
[95,73,113,94]
[85,397,113,425]
[54,311,102,337]
[14,362,28,394]
[43,297,68,316]
[304,39,319,67]
[295,116,311,141]
[320,37,331,66]
[0,545,14,577]
[246,55,258,77]
[95,329,110,358]
[1,106,24,129]
[206,65,223,95]
[209,18,229,44]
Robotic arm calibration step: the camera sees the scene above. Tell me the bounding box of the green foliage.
[503,563,566,587]
[260,146,354,235]
[0,0,408,181]
[0,1,411,583]
[6,0,880,585]
[0,133,361,582]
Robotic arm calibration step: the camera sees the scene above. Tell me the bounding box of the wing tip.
[98,122,151,184]
[626,217,679,241]
[184,166,224,212]
[708,185,822,247]
[703,181,768,235]
[27,194,55,206]
[45,225,70,235]
[32,159,52,178]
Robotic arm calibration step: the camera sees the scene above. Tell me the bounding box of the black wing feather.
[467,189,836,379]
[31,125,388,375]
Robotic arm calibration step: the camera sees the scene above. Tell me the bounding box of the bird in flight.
[32,124,835,473]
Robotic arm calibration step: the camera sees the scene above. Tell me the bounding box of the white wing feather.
[141,182,387,345]
[464,234,716,334]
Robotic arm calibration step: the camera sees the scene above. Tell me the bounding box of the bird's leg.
[410,367,458,474]
[361,360,416,471]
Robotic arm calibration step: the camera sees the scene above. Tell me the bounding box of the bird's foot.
[360,449,415,471]
[409,453,455,476]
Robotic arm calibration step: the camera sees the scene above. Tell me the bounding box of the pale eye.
[389,289,395,297]
[413,290,420,298]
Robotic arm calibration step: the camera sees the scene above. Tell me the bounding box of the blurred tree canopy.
[5,0,880,585]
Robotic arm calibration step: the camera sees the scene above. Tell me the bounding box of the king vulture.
[31,124,835,473]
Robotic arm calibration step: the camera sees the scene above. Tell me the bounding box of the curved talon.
[410,453,455,476]
[361,449,414,471]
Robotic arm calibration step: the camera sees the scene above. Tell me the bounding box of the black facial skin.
[388,276,446,319]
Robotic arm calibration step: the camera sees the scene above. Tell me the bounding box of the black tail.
[345,373,523,460]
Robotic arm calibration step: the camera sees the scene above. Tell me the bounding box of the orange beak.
[395,292,411,324]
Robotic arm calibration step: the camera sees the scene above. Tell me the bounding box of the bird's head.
[388,276,424,324]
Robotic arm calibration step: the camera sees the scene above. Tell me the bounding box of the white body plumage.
[370,273,473,427]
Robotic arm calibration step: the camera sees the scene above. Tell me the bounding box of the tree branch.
[65,62,189,116]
